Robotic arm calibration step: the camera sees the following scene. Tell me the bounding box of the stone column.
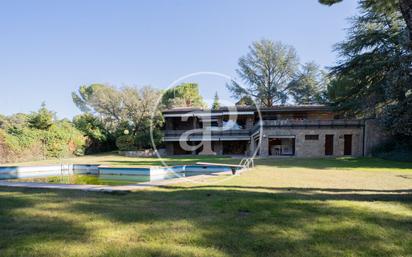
[249,136,256,156]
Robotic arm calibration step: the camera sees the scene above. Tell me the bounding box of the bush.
[116,135,136,151]
[43,121,86,158]
[372,140,412,162]
[0,121,86,164]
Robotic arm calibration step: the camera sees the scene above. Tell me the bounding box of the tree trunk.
[400,0,412,46]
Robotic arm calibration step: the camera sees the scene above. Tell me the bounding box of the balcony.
[252,119,364,132]
[163,129,251,141]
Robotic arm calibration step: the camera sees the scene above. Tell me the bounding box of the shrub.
[0,121,86,164]
[28,103,54,130]
[372,139,412,162]
[116,135,136,151]
[43,121,86,158]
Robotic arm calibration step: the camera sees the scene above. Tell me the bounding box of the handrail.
[239,158,254,170]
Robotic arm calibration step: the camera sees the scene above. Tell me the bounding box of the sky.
[0,0,358,119]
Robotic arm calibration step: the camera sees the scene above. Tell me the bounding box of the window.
[269,137,295,156]
[305,135,319,140]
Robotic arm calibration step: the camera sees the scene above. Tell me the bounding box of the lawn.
[0,155,412,257]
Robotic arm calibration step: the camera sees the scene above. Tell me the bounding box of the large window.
[269,137,295,156]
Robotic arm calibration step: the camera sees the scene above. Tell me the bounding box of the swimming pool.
[0,164,235,186]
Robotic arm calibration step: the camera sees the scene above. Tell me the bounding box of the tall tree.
[319,0,412,46]
[227,39,300,107]
[28,102,54,130]
[328,2,412,137]
[162,83,206,109]
[212,92,220,110]
[72,84,164,149]
[289,62,328,104]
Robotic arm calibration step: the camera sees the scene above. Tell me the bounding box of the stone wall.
[260,127,364,157]
[119,149,166,157]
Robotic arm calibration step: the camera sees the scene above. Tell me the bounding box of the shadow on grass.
[104,156,412,171]
[1,187,411,257]
[0,189,89,256]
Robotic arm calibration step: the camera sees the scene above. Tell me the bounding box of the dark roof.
[162,105,332,114]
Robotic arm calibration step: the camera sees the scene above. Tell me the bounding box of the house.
[162,105,381,157]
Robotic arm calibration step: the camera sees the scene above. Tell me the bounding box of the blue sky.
[0,0,358,118]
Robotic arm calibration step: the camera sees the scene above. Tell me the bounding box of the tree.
[236,96,254,106]
[73,113,114,153]
[227,40,300,107]
[72,84,164,150]
[289,62,328,104]
[73,113,108,142]
[328,2,412,138]
[71,84,104,113]
[212,92,220,110]
[162,83,206,109]
[319,0,412,47]
[28,103,54,130]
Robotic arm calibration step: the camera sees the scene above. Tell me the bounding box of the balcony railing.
[252,119,364,132]
[164,129,250,137]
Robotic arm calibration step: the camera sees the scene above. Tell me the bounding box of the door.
[325,135,334,156]
[344,135,352,155]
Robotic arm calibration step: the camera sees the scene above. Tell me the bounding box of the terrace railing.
[164,129,251,137]
[251,119,364,133]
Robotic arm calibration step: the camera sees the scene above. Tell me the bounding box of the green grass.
[0,155,412,256]
[0,153,235,167]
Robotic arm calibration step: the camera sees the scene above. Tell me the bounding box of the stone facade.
[258,127,363,157]
[162,106,389,158]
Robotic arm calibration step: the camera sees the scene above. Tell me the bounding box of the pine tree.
[212,92,220,110]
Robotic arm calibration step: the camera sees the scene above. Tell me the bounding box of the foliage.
[212,92,220,110]
[73,113,114,154]
[162,83,206,109]
[71,84,105,113]
[73,113,108,142]
[228,39,326,107]
[372,139,412,162]
[235,95,254,106]
[43,121,86,158]
[72,84,164,151]
[28,103,54,130]
[0,106,86,163]
[319,0,412,47]
[115,134,136,151]
[289,62,328,104]
[328,3,412,138]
